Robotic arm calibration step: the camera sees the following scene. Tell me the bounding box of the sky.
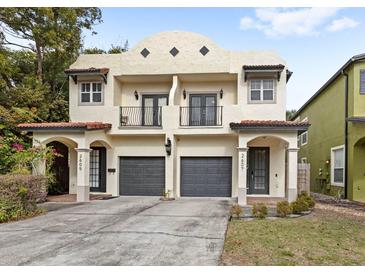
[82,7,365,110]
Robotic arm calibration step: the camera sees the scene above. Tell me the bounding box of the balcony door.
[189,94,217,126]
[142,94,168,126]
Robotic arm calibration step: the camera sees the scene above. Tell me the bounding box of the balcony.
[180,106,223,127]
[120,106,162,127]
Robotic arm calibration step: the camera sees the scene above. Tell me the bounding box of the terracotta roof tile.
[230,120,310,131]
[18,122,112,131]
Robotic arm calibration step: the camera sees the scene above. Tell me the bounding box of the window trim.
[78,81,104,106]
[360,69,365,94]
[330,145,345,187]
[301,157,308,164]
[248,78,276,104]
[300,131,308,146]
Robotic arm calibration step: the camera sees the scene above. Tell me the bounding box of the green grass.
[221,209,365,265]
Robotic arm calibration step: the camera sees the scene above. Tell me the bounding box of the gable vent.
[140,48,150,58]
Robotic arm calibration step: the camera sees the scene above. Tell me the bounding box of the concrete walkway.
[0,197,230,265]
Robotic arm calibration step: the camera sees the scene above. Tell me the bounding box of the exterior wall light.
[165,137,172,156]
[220,89,223,99]
[134,90,139,100]
[183,89,186,100]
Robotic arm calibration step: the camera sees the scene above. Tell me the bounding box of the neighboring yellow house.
[18,31,308,205]
[293,53,365,202]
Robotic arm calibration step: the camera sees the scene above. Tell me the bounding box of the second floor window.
[360,70,365,94]
[80,82,103,104]
[249,79,275,103]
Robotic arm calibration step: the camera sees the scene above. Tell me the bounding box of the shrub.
[252,203,268,219]
[0,174,48,223]
[291,196,310,214]
[230,204,243,218]
[298,192,316,208]
[276,201,292,217]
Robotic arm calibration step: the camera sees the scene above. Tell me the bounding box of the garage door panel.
[181,157,232,197]
[120,157,165,196]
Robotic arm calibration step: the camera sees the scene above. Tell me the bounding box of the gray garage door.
[119,157,165,196]
[181,157,232,197]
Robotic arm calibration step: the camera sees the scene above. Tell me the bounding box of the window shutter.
[360,70,365,94]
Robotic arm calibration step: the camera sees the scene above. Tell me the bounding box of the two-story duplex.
[293,53,365,202]
[18,31,308,205]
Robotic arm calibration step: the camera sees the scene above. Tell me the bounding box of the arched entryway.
[89,140,109,193]
[42,136,78,195]
[47,141,69,194]
[353,137,365,199]
[246,135,289,196]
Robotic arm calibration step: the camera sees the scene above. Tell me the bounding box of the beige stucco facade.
[28,31,300,204]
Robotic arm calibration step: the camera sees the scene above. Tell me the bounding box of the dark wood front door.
[248,147,270,194]
[89,147,106,192]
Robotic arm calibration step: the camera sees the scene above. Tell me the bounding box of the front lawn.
[221,208,365,265]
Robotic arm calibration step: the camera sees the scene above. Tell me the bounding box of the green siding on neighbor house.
[297,59,365,202]
[297,75,346,197]
[352,62,365,117]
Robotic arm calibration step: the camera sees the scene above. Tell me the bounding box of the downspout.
[341,69,349,199]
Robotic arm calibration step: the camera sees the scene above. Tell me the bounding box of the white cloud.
[326,17,359,32]
[240,8,358,37]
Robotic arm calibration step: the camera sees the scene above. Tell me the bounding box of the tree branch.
[2,38,34,51]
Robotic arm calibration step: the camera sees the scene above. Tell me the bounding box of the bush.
[230,204,243,218]
[0,174,48,223]
[252,203,268,219]
[276,201,292,217]
[298,192,316,208]
[291,196,310,214]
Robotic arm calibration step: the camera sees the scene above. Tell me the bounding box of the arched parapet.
[239,132,297,149]
[85,131,113,149]
[89,139,112,149]
[35,135,79,149]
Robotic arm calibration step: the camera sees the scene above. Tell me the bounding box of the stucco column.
[237,147,249,206]
[75,148,92,202]
[32,158,46,176]
[165,134,175,199]
[287,148,299,202]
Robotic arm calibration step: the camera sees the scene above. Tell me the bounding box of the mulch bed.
[311,193,365,219]
[312,192,365,212]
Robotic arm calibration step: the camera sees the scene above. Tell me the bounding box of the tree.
[108,45,123,54]
[84,40,129,54]
[0,8,102,82]
[286,109,297,121]
[83,47,106,54]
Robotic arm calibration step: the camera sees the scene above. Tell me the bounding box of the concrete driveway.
[0,197,230,265]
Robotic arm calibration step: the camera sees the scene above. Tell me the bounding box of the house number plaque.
[79,154,83,171]
[240,153,246,171]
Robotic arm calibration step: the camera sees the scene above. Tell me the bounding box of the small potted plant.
[160,189,175,201]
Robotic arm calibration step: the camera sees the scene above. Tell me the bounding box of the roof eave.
[230,126,309,131]
[64,69,109,84]
[18,126,110,132]
[292,53,365,120]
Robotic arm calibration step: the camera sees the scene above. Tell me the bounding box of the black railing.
[180,106,223,126]
[120,106,162,127]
